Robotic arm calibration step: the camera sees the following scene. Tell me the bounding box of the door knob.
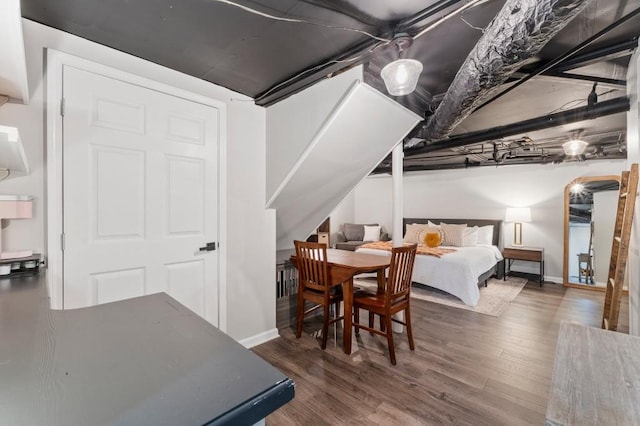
[198,242,216,252]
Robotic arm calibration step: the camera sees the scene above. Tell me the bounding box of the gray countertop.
[546,321,640,426]
[0,273,294,425]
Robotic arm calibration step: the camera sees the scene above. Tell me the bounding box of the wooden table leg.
[342,278,353,355]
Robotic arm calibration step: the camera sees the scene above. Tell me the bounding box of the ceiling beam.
[509,69,627,87]
[508,38,637,86]
[404,96,630,156]
[473,8,640,113]
[553,38,638,72]
[538,71,626,87]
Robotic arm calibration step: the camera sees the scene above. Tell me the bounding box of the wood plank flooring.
[252,282,629,425]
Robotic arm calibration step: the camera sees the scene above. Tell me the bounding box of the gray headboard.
[403,218,502,247]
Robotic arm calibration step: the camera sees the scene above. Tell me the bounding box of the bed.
[356,218,504,306]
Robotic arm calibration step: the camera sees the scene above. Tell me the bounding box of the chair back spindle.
[295,242,329,293]
[385,244,417,307]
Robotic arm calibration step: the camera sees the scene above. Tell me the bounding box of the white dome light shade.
[380,59,423,96]
[562,139,588,156]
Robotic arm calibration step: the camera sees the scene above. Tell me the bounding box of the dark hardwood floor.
[253,281,629,425]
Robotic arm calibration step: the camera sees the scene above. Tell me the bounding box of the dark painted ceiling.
[20,0,640,172]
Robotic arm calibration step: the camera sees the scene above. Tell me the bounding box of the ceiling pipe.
[413,0,592,143]
[373,151,626,174]
[405,96,630,156]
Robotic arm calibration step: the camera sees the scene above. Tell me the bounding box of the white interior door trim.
[46,49,228,332]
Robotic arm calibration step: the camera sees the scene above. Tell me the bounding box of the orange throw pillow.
[424,232,442,248]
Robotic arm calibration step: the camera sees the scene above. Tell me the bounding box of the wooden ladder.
[602,163,638,331]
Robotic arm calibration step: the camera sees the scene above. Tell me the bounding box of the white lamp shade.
[562,139,588,156]
[505,207,531,223]
[380,59,423,96]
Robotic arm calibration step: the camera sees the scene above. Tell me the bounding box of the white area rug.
[354,276,528,317]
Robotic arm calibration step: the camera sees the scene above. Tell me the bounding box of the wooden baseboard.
[563,282,630,295]
[564,282,606,292]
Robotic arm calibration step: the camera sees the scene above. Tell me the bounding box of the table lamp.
[505,207,531,246]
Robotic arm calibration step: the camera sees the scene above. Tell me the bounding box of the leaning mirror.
[563,175,620,289]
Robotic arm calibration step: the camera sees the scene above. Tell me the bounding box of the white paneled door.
[62,65,219,325]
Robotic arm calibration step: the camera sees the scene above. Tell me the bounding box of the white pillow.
[363,225,381,242]
[476,225,494,246]
[440,223,467,247]
[403,223,429,244]
[462,226,479,246]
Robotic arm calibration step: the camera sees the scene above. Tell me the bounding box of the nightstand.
[503,246,544,286]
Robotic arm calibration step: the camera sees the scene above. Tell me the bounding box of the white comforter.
[356,245,503,306]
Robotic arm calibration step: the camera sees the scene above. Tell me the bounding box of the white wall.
[353,161,627,282]
[592,191,617,286]
[226,100,276,341]
[265,67,363,203]
[627,47,640,336]
[0,19,275,342]
[329,191,355,245]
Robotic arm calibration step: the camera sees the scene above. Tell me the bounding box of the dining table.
[290,248,391,354]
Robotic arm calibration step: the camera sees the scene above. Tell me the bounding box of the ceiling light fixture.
[563,139,588,156]
[380,35,423,97]
[562,130,588,156]
[570,183,584,194]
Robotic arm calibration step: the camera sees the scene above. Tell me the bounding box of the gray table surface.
[0,273,293,425]
[546,321,640,426]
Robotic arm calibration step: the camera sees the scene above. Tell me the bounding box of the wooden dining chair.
[353,244,417,365]
[294,240,344,349]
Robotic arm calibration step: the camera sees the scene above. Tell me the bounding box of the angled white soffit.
[0,125,29,177]
[270,81,420,250]
[0,0,29,103]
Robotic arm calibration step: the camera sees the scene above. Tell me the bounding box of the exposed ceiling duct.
[410,0,593,145]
